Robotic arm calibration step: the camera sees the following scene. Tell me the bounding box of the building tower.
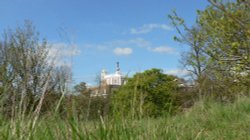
[101,69,107,81]
[116,62,121,74]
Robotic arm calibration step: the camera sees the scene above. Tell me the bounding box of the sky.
[0,0,210,86]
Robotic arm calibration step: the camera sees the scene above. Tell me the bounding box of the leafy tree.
[169,12,210,95]
[198,0,250,78]
[170,0,250,98]
[112,68,179,118]
[74,82,88,94]
[197,0,250,96]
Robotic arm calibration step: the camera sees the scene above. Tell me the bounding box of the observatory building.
[90,62,125,97]
[101,62,125,86]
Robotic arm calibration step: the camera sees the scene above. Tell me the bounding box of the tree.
[197,0,250,95]
[0,21,72,118]
[74,82,87,94]
[199,0,250,76]
[112,68,179,118]
[169,12,210,95]
[0,21,52,115]
[168,11,217,98]
[169,0,250,98]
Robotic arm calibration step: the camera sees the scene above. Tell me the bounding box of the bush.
[111,68,180,118]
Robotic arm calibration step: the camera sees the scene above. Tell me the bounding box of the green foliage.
[0,21,53,115]
[33,92,109,121]
[0,2,249,139]
[170,0,250,98]
[197,0,250,94]
[1,96,250,139]
[112,68,179,118]
[169,10,210,96]
[73,82,88,95]
[199,1,250,71]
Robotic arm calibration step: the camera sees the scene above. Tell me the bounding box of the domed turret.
[101,69,107,81]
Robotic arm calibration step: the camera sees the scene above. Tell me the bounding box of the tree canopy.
[112,68,179,118]
[169,0,250,97]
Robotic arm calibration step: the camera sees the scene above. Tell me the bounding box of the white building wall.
[103,75,123,86]
[101,62,124,86]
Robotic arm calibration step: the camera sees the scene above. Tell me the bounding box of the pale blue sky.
[0,0,209,85]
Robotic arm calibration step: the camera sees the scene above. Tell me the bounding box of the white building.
[90,62,125,97]
[101,62,125,86]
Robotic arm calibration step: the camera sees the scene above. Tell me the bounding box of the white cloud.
[108,38,151,48]
[130,24,172,34]
[150,46,175,54]
[47,43,81,66]
[83,38,177,55]
[113,47,133,56]
[83,38,151,51]
[164,69,190,76]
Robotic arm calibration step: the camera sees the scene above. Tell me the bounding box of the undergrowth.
[0,96,250,139]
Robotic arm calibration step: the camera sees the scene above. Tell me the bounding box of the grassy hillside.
[1,97,250,140]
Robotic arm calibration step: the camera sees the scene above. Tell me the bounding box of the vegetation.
[169,0,250,99]
[112,69,180,118]
[0,0,249,139]
[0,96,249,139]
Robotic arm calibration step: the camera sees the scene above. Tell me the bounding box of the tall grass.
[0,96,250,139]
